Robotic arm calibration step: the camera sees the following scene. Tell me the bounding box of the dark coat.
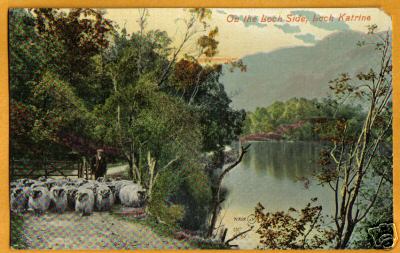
[91,155,107,179]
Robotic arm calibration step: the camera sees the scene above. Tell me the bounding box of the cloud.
[291,10,349,31]
[216,9,227,15]
[274,24,301,33]
[294,33,318,44]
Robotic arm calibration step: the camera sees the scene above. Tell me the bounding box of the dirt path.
[107,164,128,176]
[20,211,194,250]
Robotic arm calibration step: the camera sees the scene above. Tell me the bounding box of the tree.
[32,8,114,106]
[9,8,115,161]
[253,26,392,249]
[207,144,250,237]
[316,27,392,249]
[96,7,245,196]
[95,73,211,227]
[9,9,50,159]
[157,9,247,235]
[9,9,45,101]
[243,97,365,141]
[9,8,249,235]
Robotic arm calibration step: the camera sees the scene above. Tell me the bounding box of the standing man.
[91,149,107,179]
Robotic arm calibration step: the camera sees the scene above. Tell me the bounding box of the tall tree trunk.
[208,189,221,237]
[147,151,156,198]
[207,145,250,238]
[145,151,157,213]
[126,145,141,184]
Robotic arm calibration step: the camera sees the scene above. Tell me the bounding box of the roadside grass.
[10,213,27,249]
[110,208,228,249]
[110,208,177,238]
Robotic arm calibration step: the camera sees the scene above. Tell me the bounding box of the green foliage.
[254,200,335,249]
[176,166,212,230]
[168,61,245,152]
[351,180,393,249]
[285,122,316,141]
[244,98,319,135]
[9,9,111,159]
[31,71,89,139]
[10,8,242,235]
[105,28,171,91]
[251,27,392,250]
[32,8,115,104]
[313,28,392,249]
[148,168,186,225]
[195,83,245,152]
[243,97,364,141]
[9,9,45,101]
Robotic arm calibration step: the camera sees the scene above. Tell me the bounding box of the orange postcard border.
[0,1,399,253]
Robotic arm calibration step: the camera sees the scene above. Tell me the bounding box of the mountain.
[221,31,384,111]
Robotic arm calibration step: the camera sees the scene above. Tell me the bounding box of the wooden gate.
[10,158,85,179]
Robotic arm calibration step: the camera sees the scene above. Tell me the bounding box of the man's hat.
[97,149,104,152]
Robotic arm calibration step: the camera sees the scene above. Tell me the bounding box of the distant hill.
[221,31,384,111]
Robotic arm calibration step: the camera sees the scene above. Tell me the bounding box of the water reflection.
[242,141,320,181]
[221,141,332,249]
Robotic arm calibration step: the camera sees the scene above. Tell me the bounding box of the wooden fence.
[10,158,92,179]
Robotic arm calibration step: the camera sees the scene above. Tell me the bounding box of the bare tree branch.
[355,174,385,222]
[225,226,254,246]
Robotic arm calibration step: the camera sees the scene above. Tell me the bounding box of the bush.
[176,166,212,230]
[148,168,185,226]
[148,163,212,231]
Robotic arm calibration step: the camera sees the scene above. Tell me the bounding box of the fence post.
[78,158,82,178]
[44,155,48,178]
[82,157,88,180]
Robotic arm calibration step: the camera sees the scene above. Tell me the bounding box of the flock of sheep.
[10,177,146,216]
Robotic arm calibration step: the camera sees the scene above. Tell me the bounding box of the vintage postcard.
[8,7,394,250]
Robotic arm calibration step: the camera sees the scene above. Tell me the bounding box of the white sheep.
[65,186,78,210]
[11,186,30,213]
[75,187,95,216]
[28,186,51,214]
[113,180,135,201]
[96,185,114,211]
[119,183,146,207]
[50,186,68,213]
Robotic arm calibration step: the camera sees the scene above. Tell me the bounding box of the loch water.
[220,141,333,249]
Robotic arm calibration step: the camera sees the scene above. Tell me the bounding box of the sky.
[104,8,391,60]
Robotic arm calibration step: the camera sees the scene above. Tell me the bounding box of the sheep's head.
[52,188,65,198]
[31,189,43,199]
[12,188,24,199]
[77,192,89,202]
[138,190,146,202]
[99,188,111,198]
[67,188,77,199]
[107,185,116,193]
